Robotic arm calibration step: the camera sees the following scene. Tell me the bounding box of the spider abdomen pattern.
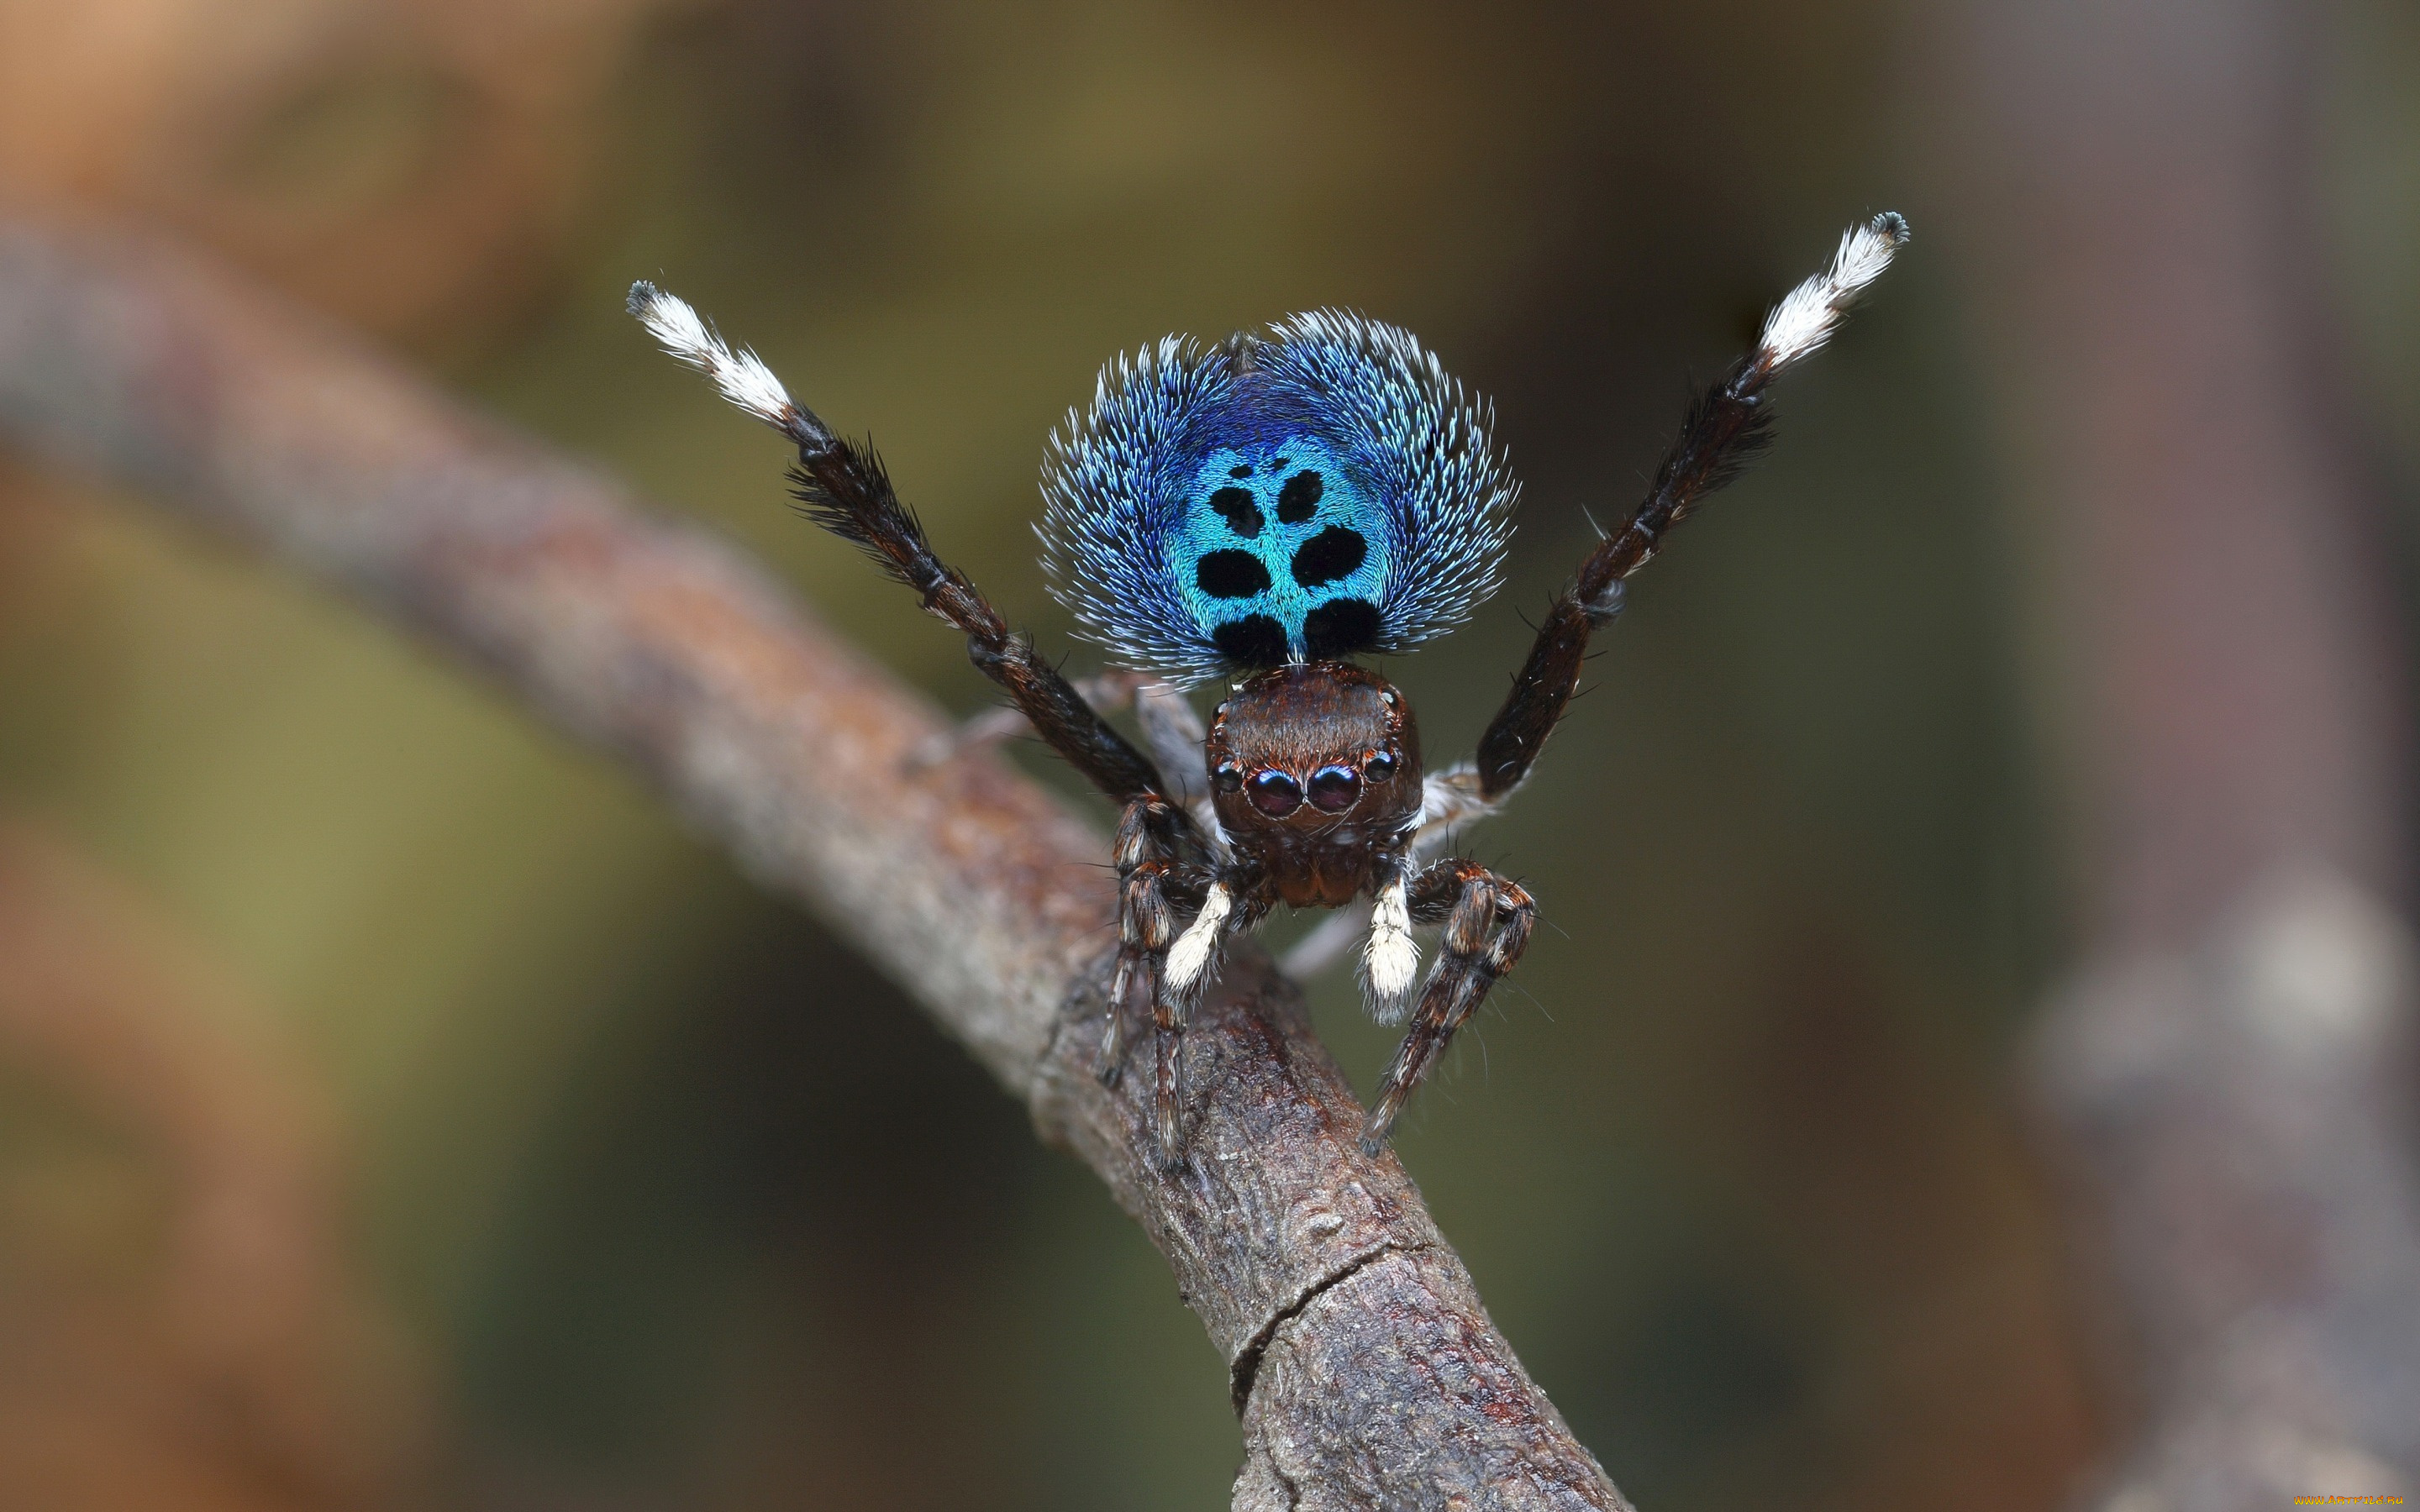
[1176,437,1392,664]
[631,210,1907,1162]
[1041,312,1520,688]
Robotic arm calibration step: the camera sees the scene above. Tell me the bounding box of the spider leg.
[1468,213,1910,810]
[630,282,1186,824]
[1359,857,1422,1024]
[1360,858,1537,1154]
[634,286,1255,1158]
[1099,799,1185,1120]
[1097,797,1251,1163]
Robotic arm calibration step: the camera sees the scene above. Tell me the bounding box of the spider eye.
[1246,769,1302,818]
[1307,764,1361,812]
[1212,762,1244,794]
[1365,749,1397,781]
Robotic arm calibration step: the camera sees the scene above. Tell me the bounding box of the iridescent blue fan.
[1039,311,1518,685]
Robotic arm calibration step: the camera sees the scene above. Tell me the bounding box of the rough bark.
[0,221,1627,1511]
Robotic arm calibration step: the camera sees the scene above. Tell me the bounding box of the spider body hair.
[1039,312,1518,687]
[630,213,1907,1160]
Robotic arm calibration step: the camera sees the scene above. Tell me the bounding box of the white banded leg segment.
[1756,213,1910,372]
[1165,881,1234,1000]
[628,281,817,440]
[1361,872,1421,1025]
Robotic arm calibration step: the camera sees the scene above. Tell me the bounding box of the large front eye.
[1246,769,1302,818]
[1307,764,1361,812]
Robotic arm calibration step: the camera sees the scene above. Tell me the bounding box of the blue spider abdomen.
[1173,438,1391,664]
[1040,311,1518,685]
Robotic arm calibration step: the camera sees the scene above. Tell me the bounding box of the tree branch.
[0,222,1628,1511]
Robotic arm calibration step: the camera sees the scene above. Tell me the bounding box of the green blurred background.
[1,1,2414,1508]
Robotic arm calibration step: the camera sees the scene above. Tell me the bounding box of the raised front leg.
[1361,859,1538,1153]
[630,281,1185,819]
[1468,213,1910,811]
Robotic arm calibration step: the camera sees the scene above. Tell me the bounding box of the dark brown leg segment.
[763,375,1224,1163]
[724,351,1177,815]
[1361,860,1537,1154]
[1469,293,1818,804]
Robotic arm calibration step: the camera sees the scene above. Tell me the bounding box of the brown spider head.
[1204,662,1423,906]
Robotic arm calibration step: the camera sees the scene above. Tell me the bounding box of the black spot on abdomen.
[1213,614,1289,667]
[1303,599,1381,659]
[1196,549,1272,599]
[1208,486,1262,538]
[1276,469,1323,523]
[1290,526,1366,588]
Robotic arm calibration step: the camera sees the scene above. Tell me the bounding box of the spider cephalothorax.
[1205,662,1423,909]
[631,211,1907,1163]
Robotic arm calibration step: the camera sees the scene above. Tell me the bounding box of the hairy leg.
[630,281,1187,820]
[1361,859,1537,1154]
[1097,796,1233,1163]
[1467,213,1910,810]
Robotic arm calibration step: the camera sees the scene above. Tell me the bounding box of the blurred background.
[0,1,2414,1508]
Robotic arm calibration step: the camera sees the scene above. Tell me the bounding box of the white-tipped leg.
[1165,881,1234,1001]
[1756,213,1910,372]
[627,281,813,438]
[1360,871,1421,1025]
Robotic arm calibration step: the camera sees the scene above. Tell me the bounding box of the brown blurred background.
[1,1,2414,1508]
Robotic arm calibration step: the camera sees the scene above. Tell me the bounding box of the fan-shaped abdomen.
[1169,436,1390,666]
